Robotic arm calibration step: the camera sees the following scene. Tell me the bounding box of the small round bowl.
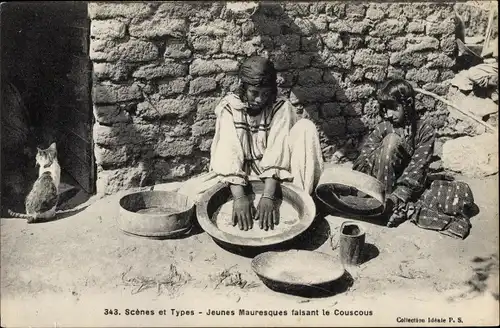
[117,190,194,239]
[315,165,385,217]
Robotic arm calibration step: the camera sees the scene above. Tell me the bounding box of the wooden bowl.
[251,250,346,296]
[315,165,385,217]
[196,180,316,248]
[117,190,195,239]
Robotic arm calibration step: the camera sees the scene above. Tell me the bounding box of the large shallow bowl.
[251,250,346,297]
[117,190,194,239]
[196,180,316,248]
[315,165,385,217]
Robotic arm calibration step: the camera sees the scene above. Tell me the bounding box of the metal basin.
[196,180,316,248]
[117,190,194,239]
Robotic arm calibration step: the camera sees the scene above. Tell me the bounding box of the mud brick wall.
[89,2,461,194]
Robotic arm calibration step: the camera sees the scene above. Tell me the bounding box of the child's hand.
[255,196,279,231]
[232,195,255,231]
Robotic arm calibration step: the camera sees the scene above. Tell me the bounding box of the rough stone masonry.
[89,1,466,194]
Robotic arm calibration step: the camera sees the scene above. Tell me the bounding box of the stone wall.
[89,1,462,194]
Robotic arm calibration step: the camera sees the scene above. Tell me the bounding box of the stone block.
[93,104,132,124]
[250,16,283,36]
[277,72,296,88]
[158,78,188,96]
[406,36,440,52]
[415,93,436,112]
[440,70,455,81]
[309,2,326,15]
[322,32,343,50]
[170,123,192,137]
[322,70,343,84]
[312,50,353,70]
[91,39,158,62]
[325,2,346,18]
[426,53,455,69]
[241,21,255,36]
[132,63,188,80]
[93,83,142,104]
[344,36,365,50]
[301,36,323,52]
[390,51,427,67]
[337,84,375,102]
[284,2,310,16]
[119,40,159,62]
[290,85,335,104]
[366,5,385,20]
[96,166,150,194]
[364,98,380,116]
[346,3,367,18]
[197,97,221,119]
[192,119,216,136]
[342,102,363,117]
[364,66,388,82]
[90,20,126,40]
[198,137,213,152]
[426,17,456,37]
[401,4,438,20]
[297,68,323,86]
[407,20,425,34]
[387,66,405,80]
[274,34,301,52]
[190,19,239,37]
[137,98,195,119]
[157,2,222,19]
[365,36,386,52]
[218,74,239,93]
[370,19,406,37]
[329,19,372,35]
[190,59,239,76]
[386,3,403,18]
[294,17,317,36]
[349,67,365,83]
[192,36,221,54]
[88,2,154,20]
[440,36,456,56]
[129,18,188,38]
[346,118,367,134]
[387,37,407,51]
[422,82,450,96]
[406,67,440,83]
[94,145,130,166]
[322,117,346,137]
[93,122,158,147]
[164,41,192,59]
[353,49,388,66]
[272,52,313,71]
[321,102,342,118]
[442,133,498,177]
[93,62,134,81]
[156,138,195,158]
[312,15,328,32]
[189,77,217,95]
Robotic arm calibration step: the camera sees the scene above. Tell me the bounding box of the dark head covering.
[239,56,277,87]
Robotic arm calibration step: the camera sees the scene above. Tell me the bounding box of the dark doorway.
[1,2,94,213]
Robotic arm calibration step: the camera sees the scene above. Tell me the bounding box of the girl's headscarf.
[239,56,277,87]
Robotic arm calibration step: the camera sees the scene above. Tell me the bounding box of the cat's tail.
[7,209,33,220]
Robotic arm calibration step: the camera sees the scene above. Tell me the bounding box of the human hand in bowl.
[256,195,279,231]
[232,195,256,231]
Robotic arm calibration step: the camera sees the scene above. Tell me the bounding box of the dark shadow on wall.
[249,3,371,160]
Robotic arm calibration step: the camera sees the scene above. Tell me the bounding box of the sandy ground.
[1,173,499,327]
